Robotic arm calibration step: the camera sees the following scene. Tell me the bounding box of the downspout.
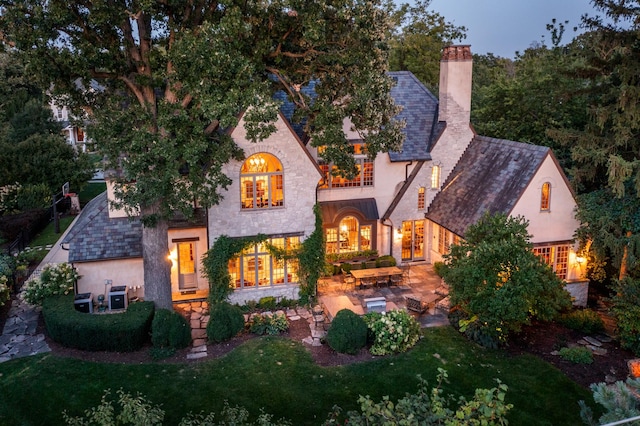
[381,219,394,257]
[405,161,413,181]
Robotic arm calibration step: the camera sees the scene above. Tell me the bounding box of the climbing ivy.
[296,204,325,304]
[202,234,267,304]
[202,205,325,305]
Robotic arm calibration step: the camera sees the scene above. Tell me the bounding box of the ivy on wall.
[202,204,325,305]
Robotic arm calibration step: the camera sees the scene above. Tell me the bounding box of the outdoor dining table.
[350,266,403,288]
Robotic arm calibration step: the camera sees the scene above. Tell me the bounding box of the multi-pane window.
[540,182,551,211]
[318,142,374,189]
[533,245,569,279]
[325,216,371,254]
[438,227,451,255]
[431,165,441,189]
[77,128,85,142]
[418,187,425,209]
[229,236,300,288]
[240,153,284,210]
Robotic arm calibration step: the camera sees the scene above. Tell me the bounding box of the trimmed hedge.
[207,301,245,343]
[42,294,154,352]
[151,309,191,349]
[326,309,368,354]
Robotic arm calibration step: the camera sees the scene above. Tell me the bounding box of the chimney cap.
[441,45,472,61]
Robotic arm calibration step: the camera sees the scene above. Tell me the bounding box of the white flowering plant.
[0,275,10,307]
[23,263,79,306]
[363,309,421,356]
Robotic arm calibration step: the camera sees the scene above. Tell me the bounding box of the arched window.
[540,182,551,211]
[325,215,371,254]
[240,153,284,210]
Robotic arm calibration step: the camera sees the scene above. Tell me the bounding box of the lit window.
[533,245,569,280]
[418,187,425,209]
[431,166,440,189]
[325,216,372,254]
[541,182,551,211]
[230,236,300,288]
[318,141,374,189]
[438,227,451,255]
[240,153,284,210]
[77,128,85,142]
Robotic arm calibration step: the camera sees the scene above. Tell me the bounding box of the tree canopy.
[386,0,466,91]
[0,51,93,202]
[0,0,405,308]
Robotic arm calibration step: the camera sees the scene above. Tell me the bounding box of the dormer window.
[541,182,551,211]
[431,165,440,189]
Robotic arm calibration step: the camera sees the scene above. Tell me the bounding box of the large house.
[62,45,589,307]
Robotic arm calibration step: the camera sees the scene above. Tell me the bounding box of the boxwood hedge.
[42,294,155,352]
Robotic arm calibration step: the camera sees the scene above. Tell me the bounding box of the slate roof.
[319,198,379,226]
[425,135,550,237]
[62,191,142,262]
[387,71,441,162]
[276,72,441,161]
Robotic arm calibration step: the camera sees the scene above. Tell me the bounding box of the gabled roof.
[319,198,379,226]
[62,192,142,262]
[426,135,550,237]
[387,71,441,162]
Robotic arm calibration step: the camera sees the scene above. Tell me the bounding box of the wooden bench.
[364,297,387,313]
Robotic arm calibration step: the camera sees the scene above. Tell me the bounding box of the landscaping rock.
[584,336,602,347]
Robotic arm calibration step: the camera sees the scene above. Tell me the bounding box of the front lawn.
[0,327,594,425]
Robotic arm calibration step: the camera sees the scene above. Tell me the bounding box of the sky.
[426,0,602,58]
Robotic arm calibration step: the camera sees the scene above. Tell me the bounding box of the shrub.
[207,302,245,343]
[611,277,640,356]
[325,309,368,354]
[340,263,352,274]
[23,262,79,306]
[375,255,396,267]
[325,369,512,425]
[559,346,593,364]
[448,308,501,349]
[579,377,640,426]
[151,309,191,349]
[363,309,421,355]
[432,261,445,277]
[0,275,10,307]
[42,295,154,351]
[258,296,276,311]
[248,312,289,335]
[558,309,605,334]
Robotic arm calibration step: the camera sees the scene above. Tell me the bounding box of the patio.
[317,263,451,328]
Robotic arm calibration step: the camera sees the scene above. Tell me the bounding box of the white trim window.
[240,153,284,210]
[533,245,569,279]
[318,142,374,189]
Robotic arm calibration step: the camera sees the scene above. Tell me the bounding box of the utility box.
[74,292,93,313]
[108,286,128,310]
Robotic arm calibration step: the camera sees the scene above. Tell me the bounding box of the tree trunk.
[141,206,173,310]
[619,230,633,281]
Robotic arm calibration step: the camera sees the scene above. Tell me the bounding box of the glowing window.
[418,187,425,209]
[431,166,440,189]
[541,182,551,211]
[230,236,300,288]
[240,153,284,210]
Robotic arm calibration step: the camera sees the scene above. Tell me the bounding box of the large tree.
[386,0,466,91]
[0,50,93,196]
[0,0,404,309]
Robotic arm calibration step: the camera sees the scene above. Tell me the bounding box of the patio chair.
[405,295,428,314]
[360,277,376,289]
[342,272,356,290]
[376,275,389,287]
[389,274,402,286]
[400,263,411,284]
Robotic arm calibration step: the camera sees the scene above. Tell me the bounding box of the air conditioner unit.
[108,286,128,310]
[74,292,93,313]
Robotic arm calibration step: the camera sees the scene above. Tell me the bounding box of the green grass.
[77,182,106,206]
[29,216,75,248]
[0,327,595,425]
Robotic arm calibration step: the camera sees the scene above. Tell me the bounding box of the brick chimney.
[438,45,472,126]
